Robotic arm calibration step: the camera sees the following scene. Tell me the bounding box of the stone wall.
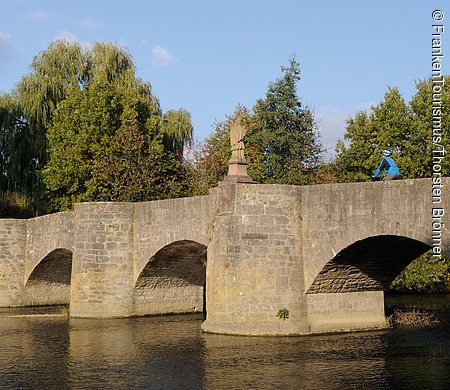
[70,202,135,317]
[300,179,449,293]
[131,195,212,316]
[306,291,387,333]
[0,179,447,336]
[21,212,74,306]
[202,184,309,335]
[132,240,206,316]
[132,195,212,283]
[24,212,74,282]
[0,219,26,306]
[23,248,72,305]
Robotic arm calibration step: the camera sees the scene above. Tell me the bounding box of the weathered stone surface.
[133,240,206,316]
[300,179,448,292]
[202,184,310,335]
[0,178,448,335]
[306,291,387,333]
[0,219,26,306]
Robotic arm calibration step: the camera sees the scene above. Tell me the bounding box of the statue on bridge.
[220,118,256,185]
[229,121,248,164]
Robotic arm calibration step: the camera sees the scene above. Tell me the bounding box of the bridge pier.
[305,291,388,333]
[201,183,406,335]
[70,203,135,318]
[202,184,310,335]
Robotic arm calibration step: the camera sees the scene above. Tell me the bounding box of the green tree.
[390,251,450,294]
[335,87,411,182]
[0,93,38,216]
[161,109,193,157]
[186,57,323,192]
[407,77,450,178]
[335,78,450,294]
[0,40,193,212]
[41,42,191,210]
[247,56,322,184]
[335,77,450,182]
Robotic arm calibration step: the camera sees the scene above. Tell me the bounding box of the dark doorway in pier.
[307,235,431,294]
[25,248,73,305]
[134,240,207,317]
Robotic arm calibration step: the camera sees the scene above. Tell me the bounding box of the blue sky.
[0,0,448,155]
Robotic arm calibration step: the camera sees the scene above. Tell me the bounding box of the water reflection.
[0,312,449,389]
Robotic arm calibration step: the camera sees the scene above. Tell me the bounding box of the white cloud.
[26,9,52,22]
[316,108,350,157]
[55,31,91,50]
[79,18,103,31]
[152,45,177,67]
[316,102,375,159]
[0,31,11,58]
[352,101,374,112]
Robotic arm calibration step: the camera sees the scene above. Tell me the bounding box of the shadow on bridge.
[307,235,431,294]
[25,248,73,306]
[133,240,207,317]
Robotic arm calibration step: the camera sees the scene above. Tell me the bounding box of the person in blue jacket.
[372,150,401,181]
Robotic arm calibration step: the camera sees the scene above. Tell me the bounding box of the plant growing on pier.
[276,308,290,320]
[60,306,70,317]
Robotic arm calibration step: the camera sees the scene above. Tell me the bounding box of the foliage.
[311,161,339,184]
[246,57,322,184]
[0,191,33,218]
[185,107,250,195]
[389,251,450,294]
[276,308,290,320]
[60,305,70,317]
[1,40,193,213]
[0,94,34,209]
[334,79,450,294]
[335,77,450,182]
[161,109,193,156]
[42,43,190,210]
[187,57,323,190]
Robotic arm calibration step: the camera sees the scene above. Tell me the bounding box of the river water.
[0,297,449,389]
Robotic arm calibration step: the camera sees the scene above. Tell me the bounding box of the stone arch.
[132,240,207,316]
[306,235,431,294]
[24,248,73,305]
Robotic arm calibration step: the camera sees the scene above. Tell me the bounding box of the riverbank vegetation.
[1,40,449,293]
[387,307,450,332]
[389,251,450,294]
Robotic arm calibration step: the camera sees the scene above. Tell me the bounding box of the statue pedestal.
[219,161,257,186]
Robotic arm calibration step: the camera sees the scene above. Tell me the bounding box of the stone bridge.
[0,179,448,335]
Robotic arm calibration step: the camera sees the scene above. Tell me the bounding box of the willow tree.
[161,109,193,156]
[4,40,193,213]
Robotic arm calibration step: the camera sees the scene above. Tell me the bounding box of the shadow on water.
[0,301,449,389]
